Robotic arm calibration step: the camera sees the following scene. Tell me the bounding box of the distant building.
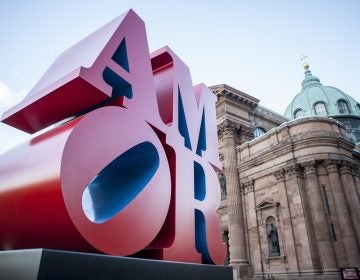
[213,64,360,280]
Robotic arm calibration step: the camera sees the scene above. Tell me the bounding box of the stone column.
[274,168,299,274]
[325,160,360,267]
[219,121,248,279]
[339,161,360,245]
[303,161,337,272]
[285,163,321,272]
[242,179,262,274]
[353,165,360,203]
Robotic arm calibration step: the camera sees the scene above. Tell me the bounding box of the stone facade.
[213,84,360,279]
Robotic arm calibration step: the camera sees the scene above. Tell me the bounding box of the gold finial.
[300,55,309,70]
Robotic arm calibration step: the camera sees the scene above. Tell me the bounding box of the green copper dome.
[284,67,360,120]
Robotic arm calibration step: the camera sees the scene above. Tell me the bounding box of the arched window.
[337,99,350,114]
[314,102,327,116]
[294,108,304,119]
[355,103,360,114]
[254,127,266,138]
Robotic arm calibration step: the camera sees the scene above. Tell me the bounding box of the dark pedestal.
[0,249,233,280]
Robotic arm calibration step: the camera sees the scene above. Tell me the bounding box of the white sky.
[0,0,359,154]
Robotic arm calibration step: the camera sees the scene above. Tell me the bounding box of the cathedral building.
[212,64,360,280]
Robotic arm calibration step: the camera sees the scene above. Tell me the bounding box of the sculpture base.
[0,249,232,280]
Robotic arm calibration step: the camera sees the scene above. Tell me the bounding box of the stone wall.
[232,117,360,279]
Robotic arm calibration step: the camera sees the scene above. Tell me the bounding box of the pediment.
[255,198,279,210]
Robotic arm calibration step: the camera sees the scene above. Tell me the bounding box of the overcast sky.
[0,0,359,154]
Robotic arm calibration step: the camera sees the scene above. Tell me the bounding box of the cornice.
[238,117,348,152]
[253,105,288,124]
[255,198,280,211]
[237,139,292,169]
[210,84,259,109]
[237,126,354,170]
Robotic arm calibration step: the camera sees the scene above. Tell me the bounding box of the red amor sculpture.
[0,9,226,264]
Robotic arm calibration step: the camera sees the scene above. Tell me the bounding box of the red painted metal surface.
[0,9,226,264]
[1,10,155,134]
[151,47,225,264]
[0,119,93,252]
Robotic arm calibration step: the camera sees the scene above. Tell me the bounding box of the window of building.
[294,108,304,119]
[330,223,337,241]
[355,103,360,114]
[314,102,327,116]
[337,99,350,114]
[254,127,266,138]
[322,185,331,214]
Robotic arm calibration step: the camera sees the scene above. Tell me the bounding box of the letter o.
[61,106,171,256]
